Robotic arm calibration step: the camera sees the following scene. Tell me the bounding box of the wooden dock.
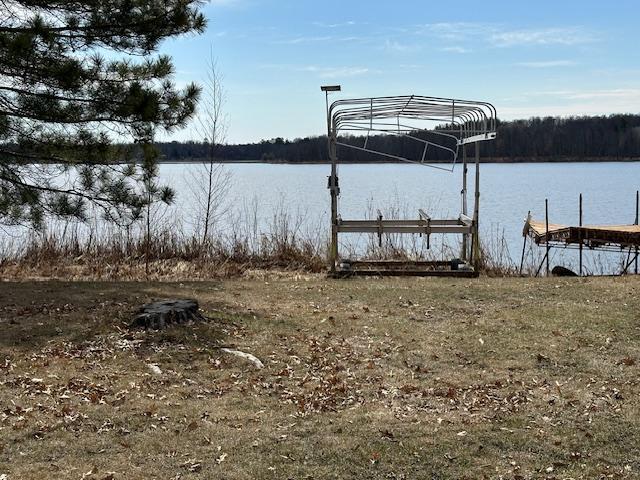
[521,191,639,276]
[524,219,640,248]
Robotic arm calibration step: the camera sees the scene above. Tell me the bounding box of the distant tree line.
[159,113,640,163]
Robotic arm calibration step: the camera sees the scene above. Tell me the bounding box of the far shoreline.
[158,156,640,165]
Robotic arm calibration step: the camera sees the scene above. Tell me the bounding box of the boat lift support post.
[322,88,497,276]
[461,145,469,261]
[322,85,342,274]
[459,142,481,266]
[472,141,481,268]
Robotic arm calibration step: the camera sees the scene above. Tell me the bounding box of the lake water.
[161,161,640,274]
[3,162,638,274]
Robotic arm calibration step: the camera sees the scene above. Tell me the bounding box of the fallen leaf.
[187,421,198,431]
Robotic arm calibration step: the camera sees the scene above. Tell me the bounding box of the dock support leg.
[545,198,550,277]
[622,250,639,275]
[635,190,639,275]
[519,216,529,275]
[535,251,549,278]
[579,193,583,276]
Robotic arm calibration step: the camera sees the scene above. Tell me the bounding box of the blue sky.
[161,0,640,143]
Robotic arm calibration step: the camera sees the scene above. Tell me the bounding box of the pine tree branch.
[0,172,112,203]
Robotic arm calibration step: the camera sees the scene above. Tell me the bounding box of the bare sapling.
[188,48,232,250]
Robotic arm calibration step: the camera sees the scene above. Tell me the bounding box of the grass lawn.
[1,274,639,479]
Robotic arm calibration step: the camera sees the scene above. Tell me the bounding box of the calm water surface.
[4,162,637,273]
[161,161,640,272]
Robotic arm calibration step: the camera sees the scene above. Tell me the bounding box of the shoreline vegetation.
[2,160,635,280]
[0,213,625,281]
[0,179,633,281]
[0,197,529,281]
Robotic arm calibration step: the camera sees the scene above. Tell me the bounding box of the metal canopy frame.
[322,91,498,276]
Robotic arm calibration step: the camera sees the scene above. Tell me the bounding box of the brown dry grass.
[1,274,639,479]
[0,230,327,281]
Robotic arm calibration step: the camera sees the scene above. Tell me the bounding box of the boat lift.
[321,87,498,276]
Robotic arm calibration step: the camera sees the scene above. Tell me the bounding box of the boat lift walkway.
[524,219,640,247]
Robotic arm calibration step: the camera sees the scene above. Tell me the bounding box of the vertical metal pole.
[472,142,481,270]
[325,91,330,139]
[329,141,338,273]
[545,198,550,277]
[579,193,583,277]
[326,92,339,273]
[635,190,639,275]
[461,144,468,261]
[519,210,530,275]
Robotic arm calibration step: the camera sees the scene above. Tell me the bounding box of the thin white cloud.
[339,36,362,42]
[384,39,421,53]
[516,60,577,68]
[491,27,594,47]
[275,35,333,45]
[274,35,361,45]
[313,21,357,28]
[440,46,471,54]
[302,66,371,79]
[523,88,640,100]
[258,63,374,79]
[565,89,640,100]
[415,22,595,49]
[208,0,242,5]
[416,22,494,42]
[398,64,425,69]
[498,89,640,118]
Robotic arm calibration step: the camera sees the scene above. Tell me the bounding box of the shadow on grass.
[0,280,257,354]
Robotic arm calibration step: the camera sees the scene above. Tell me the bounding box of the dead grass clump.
[2,229,326,280]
